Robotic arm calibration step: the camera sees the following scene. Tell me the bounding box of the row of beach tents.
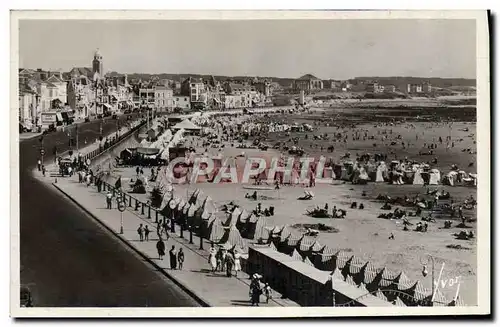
[155,186,462,307]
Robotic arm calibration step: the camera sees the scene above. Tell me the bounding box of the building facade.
[181,77,207,109]
[154,86,174,112]
[173,96,191,110]
[384,85,396,93]
[365,82,384,93]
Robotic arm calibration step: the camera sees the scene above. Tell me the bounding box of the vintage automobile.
[59,158,73,176]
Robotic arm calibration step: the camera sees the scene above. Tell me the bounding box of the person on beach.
[144,225,150,241]
[209,246,218,273]
[137,224,144,242]
[169,245,177,270]
[106,191,113,209]
[178,248,185,270]
[156,238,165,260]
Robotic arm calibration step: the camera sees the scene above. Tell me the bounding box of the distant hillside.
[352,76,476,89]
[116,72,295,87]
[113,72,475,90]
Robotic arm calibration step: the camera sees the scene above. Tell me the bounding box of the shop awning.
[103,103,112,109]
[56,113,64,121]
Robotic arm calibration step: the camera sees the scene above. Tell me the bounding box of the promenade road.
[51,175,300,307]
[19,114,200,307]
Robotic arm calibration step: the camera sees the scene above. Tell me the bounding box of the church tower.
[92,49,103,76]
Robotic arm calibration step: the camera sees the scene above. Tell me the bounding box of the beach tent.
[429,169,441,185]
[252,216,269,242]
[376,162,388,182]
[207,218,225,242]
[218,225,246,249]
[172,119,201,132]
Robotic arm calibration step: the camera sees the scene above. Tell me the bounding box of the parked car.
[20,286,33,307]
[123,109,132,114]
[42,124,57,135]
[84,117,91,123]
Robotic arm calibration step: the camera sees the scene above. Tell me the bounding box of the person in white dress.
[208,246,217,273]
[234,250,242,277]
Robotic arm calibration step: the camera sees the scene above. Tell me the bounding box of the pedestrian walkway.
[53,177,299,307]
[19,132,43,141]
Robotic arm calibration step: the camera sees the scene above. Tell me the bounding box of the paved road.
[19,114,200,307]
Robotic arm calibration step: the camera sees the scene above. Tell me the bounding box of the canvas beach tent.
[412,168,425,185]
[429,169,441,185]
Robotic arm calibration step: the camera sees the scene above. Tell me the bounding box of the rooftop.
[297,74,321,81]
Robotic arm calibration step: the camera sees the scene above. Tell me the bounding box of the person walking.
[177,248,185,270]
[225,251,234,278]
[137,224,144,242]
[42,165,46,177]
[234,250,242,277]
[136,166,140,176]
[37,159,41,171]
[264,283,272,303]
[169,245,177,270]
[156,219,163,239]
[144,225,150,241]
[156,238,165,260]
[250,276,262,306]
[162,219,170,240]
[215,248,223,272]
[106,191,113,209]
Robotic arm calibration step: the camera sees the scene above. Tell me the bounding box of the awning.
[213,98,220,103]
[56,113,63,121]
[103,103,112,109]
[136,147,160,155]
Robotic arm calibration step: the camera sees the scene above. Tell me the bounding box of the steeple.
[92,48,103,75]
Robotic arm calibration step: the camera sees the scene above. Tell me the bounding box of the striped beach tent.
[331,267,344,281]
[218,225,246,250]
[345,274,356,286]
[253,216,269,242]
[303,256,314,267]
[208,218,225,242]
[291,249,304,262]
[393,296,407,307]
[375,290,388,302]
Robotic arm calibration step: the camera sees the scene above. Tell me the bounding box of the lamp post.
[189,224,193,244]
[199,223,204,250]
[421,254,444,304]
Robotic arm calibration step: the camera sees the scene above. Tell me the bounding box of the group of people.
[249,274,272,306]
[156,242,185,270]
[208,246,242,278]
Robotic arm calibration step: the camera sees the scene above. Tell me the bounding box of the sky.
[18,19,477,80]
